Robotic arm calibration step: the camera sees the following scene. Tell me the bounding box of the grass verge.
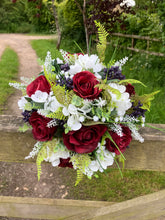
[64,168,165,202]
[0,47,19,113]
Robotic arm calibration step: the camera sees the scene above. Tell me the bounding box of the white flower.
[120,0,135,7]
[31,90,48,103]
[45,148,70,167]
[108,83,132,117]
[114,57,128,70]
[69,63,82,77]
[56,58,63,64]
[93,116,99,122]
[94,97,107,107]
[44,93,63,112]
[44,51,52,74]
[68,54,104,78]
[67,114,82,131]
[18,97,27,110]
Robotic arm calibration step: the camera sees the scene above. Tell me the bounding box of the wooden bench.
[0,115,165,219]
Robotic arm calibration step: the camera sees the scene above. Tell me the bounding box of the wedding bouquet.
[10,23,158,185]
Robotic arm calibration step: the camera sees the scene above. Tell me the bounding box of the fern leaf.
[95,84,121,99]
[36,144,47,180]
[52,84,74,106]
[95,21,109,62]
[75,170,84,186]
[133,90,160,111]
[70,154,91,185]
[46,107,66,120]
[119,79,146,87]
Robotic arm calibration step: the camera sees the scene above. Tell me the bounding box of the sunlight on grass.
[0,47,19,113]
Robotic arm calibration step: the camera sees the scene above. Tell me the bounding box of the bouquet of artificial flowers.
[10,24,157,185]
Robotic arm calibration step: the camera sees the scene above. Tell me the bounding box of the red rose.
[106,125,132,155]
[63,125,107,154]
[26,75,51,97]
[29,112,57,141]
[73,71,101,100]
[58,158,73,168]
[126,83,135,96]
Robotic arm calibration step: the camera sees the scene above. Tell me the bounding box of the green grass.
[0,47,19,113]
[60,168,165,202]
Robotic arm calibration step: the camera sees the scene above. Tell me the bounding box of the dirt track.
[0,33,56,115]
[0,34,74,204]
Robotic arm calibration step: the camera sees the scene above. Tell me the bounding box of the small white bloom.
[67,115,82,131]
[102,117,106,122]
[93,116,99,122]
[79,116,85,122]
[18,97,27,110]
[31,90,48,103]
[120,0,135,7]
[56,58,63,64]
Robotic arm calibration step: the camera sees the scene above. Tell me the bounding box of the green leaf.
[71,95,83,107]
[96,84,121,99]
[24,102,33,111]
[94,21,109,62]
[18,123,31,132]
[119,79,146,87]
[134,90,160,111]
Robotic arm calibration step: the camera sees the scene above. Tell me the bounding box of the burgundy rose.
[26,75,51,97]
[73,71,101,100]
[58,158,73,168]
[126,83,135,96]
[63,125,107,154]
[29,112,57,141]
[106,125,132,155]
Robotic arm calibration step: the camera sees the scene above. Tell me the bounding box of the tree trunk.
[51,0,61,50]
[74,0,89,54]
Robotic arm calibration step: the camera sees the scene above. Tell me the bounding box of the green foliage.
[36,144,47,180]
[18,123,31,132]
[51,84,74,106]
[134,91,160,111]
[36,139,58,180]
[96,83,121,99]
[119,79,146,87]
[70,153,92,186]
[0,47,19,113]
[94,21,108,62]
[46,107,66,120]
[0,0,54,33]
[58,0,85,40]
[71,95,83,107]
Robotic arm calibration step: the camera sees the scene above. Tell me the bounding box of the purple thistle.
[103,66,125,80]
[22,110,36,122]
[130,101,147,118]
[60,63,70,72]
[56,76,73,90]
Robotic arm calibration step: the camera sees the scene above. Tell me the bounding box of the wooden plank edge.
[0,196,114,208]
[0,196,115,219]
[0,115,165,140]
[66,189,165,219]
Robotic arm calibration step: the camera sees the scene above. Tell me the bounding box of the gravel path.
[0,33,56,116]
[0,34,74,204]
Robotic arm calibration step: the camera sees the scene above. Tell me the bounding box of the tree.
[74,0,89,53]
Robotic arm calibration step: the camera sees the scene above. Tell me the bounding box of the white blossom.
[108,83,132,117]
[18,97,28,110]
[31,90,48,103]
[120,0,135,7]
[45,147,70,167]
